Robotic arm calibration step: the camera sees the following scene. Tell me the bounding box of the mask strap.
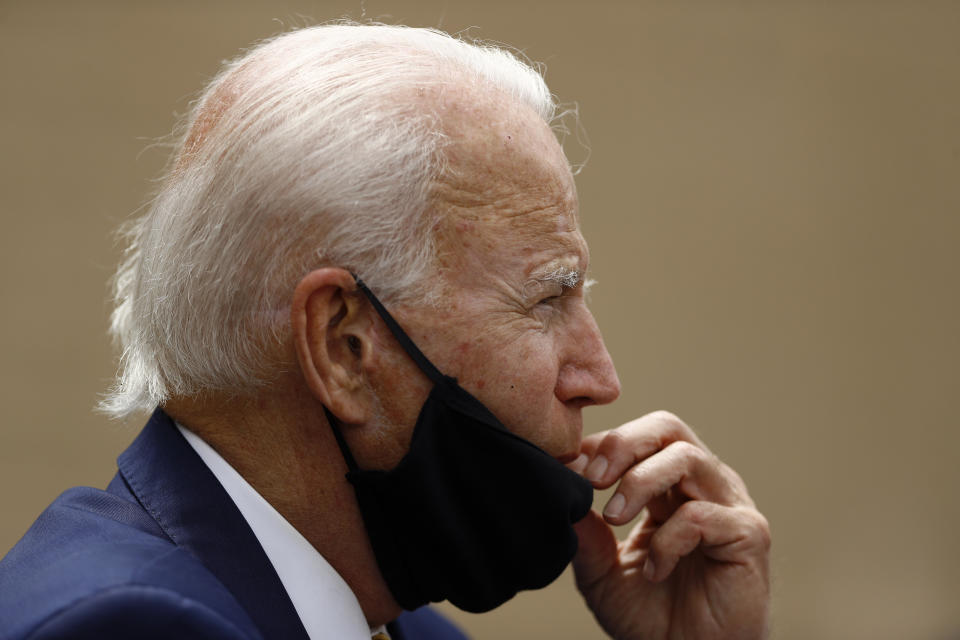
[323,274,447,474]
[323,406,359,473]
[352,275,446,387]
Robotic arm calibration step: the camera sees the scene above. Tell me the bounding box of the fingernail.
[568,453,588,474]
[643,557,656,581]
[604,493,625,519]
[584,455,608,482]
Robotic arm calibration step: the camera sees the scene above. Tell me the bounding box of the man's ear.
[291,268,375,424]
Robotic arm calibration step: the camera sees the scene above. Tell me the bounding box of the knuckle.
[675,500,708,525]
[669,440,704,464]
[752,511,773,550]
[721,461,743,483]
[721,463,751,497]
[649,409,682,429]
[649,409,695,440]
[736,507,772,550]
[598,428,629,457]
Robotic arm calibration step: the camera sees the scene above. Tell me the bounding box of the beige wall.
[2,2,958,638]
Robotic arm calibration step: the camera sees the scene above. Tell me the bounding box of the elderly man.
[0,24,770,639]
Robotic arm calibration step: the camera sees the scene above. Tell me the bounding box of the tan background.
[1,1,958,638]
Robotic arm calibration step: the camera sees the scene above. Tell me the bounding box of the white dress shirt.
[177,423,387,640]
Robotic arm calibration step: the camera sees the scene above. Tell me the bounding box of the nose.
[555,304,621,408]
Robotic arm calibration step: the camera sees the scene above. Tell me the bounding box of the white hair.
[101,23,557,418]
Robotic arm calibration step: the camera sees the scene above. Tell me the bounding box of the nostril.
[566,396,595,409]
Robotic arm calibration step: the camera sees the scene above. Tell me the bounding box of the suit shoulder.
[1,487,257,640]
[16,583,261,640]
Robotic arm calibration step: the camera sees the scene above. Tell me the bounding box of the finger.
[571,510,620,592]
[565,428,609,474]
[623,508,658,552]
[580,411,710,489]
[574,417,663,474]
[645,487,689,525]
[567,432,604,473]
[566,451,589,474]
[643,501,771,583]
[601,440,744,526]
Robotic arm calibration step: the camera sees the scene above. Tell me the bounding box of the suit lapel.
[118,409,310,640]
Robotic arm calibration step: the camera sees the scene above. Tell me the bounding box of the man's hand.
[567,411,770,640]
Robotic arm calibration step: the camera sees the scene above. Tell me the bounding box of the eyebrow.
[524,263,593,298]
[535,265,583,289]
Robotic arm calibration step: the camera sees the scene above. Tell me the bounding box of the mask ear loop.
[323,406,359,473]
[352,275,448,387]
[324,274,451,473]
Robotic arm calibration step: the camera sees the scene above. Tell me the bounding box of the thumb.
[572,509,619,591]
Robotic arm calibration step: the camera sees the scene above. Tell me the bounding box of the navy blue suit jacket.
[0,410,467,639]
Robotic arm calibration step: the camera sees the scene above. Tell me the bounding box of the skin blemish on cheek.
[457,341,471,354]
[476,380,485,389]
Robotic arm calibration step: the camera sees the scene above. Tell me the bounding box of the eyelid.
[537,285,577,306]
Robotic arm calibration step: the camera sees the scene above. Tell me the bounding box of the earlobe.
[290,268,374,424]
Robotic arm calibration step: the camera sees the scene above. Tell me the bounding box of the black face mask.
[323,276,594,614]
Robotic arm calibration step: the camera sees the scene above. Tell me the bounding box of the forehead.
[427,84,586,287]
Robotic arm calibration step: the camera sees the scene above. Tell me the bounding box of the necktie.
[371,633,390,640]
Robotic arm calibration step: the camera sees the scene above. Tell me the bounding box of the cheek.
[460,341,562,440]
[461,338,551,392]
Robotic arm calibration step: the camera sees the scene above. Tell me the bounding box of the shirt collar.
[176,423,385,640]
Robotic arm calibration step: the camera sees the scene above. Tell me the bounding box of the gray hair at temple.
[101,23,557,418]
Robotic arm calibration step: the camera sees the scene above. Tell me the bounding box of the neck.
[163,382,402,627]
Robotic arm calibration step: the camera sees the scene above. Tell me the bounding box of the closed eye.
[537,294,562,306]
[534,286,578,310]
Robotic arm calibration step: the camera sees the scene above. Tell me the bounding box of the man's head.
[104,22,619,440]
